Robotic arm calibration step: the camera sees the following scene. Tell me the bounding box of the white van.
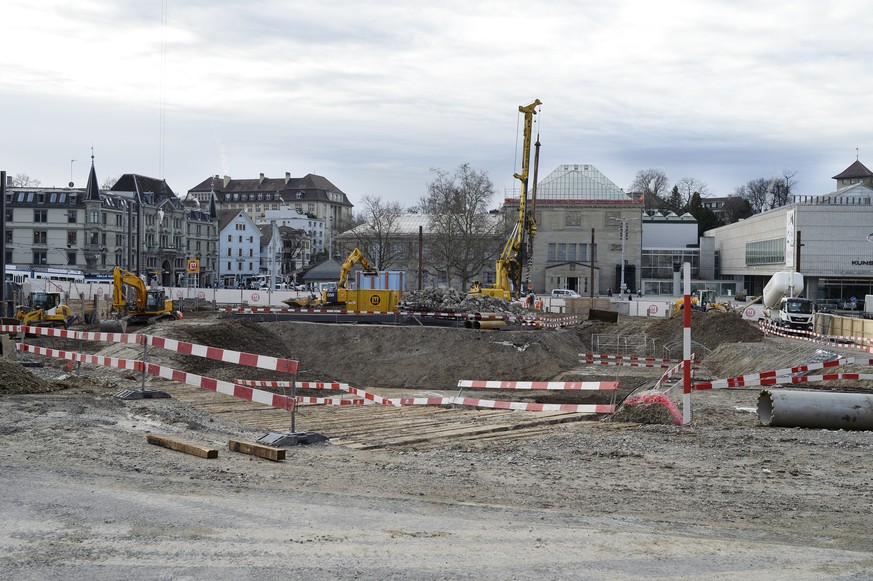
[551,289,581,298]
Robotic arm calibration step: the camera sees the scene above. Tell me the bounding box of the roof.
[188,173,353,208]
[535,164,629,201]
[302,257,342,281]
[832,160,873,180]
[217,208,249,231]
[340,213,502,238]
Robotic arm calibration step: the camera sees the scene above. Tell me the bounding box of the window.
[67,251,77,266]
[67,210,77,223]
[33,231,47,244]
[746,238,785,265]
[34,209,47,223]
[68,231,77,246]
[89,211,99,224]
[5,208,11,222]
[33,250,47,265]
[5,230,12,243]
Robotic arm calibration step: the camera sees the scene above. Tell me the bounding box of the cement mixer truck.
[762,271,814,331]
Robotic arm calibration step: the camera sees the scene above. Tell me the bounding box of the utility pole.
[609,216,629,299]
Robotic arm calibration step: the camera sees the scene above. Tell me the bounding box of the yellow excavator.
[469,99,542,301]
[99,266,181,333]
[16,291,77,328]
[284,248,402,312]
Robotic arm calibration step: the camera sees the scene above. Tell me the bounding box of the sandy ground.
[2,312,873,579]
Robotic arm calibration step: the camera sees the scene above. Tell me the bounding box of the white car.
[551,289,581,298]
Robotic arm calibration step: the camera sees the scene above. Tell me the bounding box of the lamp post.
[609,216,629,299]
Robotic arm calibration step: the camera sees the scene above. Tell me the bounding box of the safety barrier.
[6,325,615,418]
[234,378,615,413]
[759,320,873,353]
[693,357,873,390]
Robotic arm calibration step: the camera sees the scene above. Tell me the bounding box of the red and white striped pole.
[682,262,692,425]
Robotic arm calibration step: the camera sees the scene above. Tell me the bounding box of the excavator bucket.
[99,319,128,333]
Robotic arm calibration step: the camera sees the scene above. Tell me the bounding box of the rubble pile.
[402,288,530,316]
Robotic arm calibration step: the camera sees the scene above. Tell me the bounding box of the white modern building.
[705,160,873,302]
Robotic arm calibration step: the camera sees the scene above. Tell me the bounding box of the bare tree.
[350,195,405,270]
[12,173,40,187]
[675,177,711,210]
[735,170,797,214]
[630,169,670,210]
[419,164,499,289]
[102,176,119,189]
[721,196,754,224]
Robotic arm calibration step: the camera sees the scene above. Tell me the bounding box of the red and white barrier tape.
[145,336,298,374]
[693,357,869,390]
[457,379,618,391]
[759,320,873,353]
[18,343,296,410]
[582,359,698,370]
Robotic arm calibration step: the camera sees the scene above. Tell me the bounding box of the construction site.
[2,301,873,578]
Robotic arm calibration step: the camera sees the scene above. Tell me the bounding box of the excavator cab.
[28,292,60,311]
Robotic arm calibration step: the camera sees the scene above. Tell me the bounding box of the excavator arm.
[111,266,150,313]
[337,248,376,289]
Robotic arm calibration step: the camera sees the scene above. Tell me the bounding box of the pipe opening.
[757,390,774,426]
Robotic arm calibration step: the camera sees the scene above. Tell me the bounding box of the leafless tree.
[735,170,797,213]
[350,195,405,270]
[419,164,499,289]
[102,176,119,189]
[11,173,40,187]
[721,196,754,224]
[675,177,711,210]
[630,169,670,210]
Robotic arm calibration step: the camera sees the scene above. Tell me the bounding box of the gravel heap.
[402,288,530,315]
[0,357,63,396]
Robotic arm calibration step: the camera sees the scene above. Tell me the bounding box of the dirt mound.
[161,318,591,389]
[645,310,764,354]
[0,358,64,396]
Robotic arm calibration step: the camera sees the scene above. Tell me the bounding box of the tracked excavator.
[469,99,542,301]
[283,248,402,312]
[672,289,731,316]
[99,267,181,333]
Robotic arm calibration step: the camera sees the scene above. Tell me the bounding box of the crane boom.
[470,99,541,300]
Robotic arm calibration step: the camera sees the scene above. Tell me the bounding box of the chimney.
[223,175,231,188]
[285,171,291,185]
[259,173,265,184]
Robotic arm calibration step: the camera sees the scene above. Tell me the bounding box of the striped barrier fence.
[693,357,870,390]
[457,380,617,391]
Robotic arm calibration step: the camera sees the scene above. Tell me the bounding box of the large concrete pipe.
[758,389,873,430]
[474,320,506,330]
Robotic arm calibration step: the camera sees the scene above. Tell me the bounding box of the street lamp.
[609,216,629,299]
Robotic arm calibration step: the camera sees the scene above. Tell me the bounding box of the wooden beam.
[146,434,218,459]
[227,439,286,462]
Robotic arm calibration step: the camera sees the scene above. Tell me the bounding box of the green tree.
[688,192,721,236]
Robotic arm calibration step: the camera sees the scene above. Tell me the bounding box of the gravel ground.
[1,313,873,579]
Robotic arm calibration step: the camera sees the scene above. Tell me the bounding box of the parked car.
[551,289,581,298]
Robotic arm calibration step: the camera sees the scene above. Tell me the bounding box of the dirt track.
[2,312,873,579]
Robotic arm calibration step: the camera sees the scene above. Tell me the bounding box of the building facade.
[187,172,353,255]
[4,158,218,287]
[706,160,873,302]
[505,164,644,296]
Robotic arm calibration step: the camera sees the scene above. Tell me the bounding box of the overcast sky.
[3,1,871,209]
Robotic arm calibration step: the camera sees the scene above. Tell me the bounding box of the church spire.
[83,148,100,201]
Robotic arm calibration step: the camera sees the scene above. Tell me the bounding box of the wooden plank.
[227,439,286,462]
[146,434,218,459]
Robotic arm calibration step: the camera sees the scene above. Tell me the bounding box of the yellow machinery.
[99,266,180,332]
[16,291,77,328]
[283,248,402,313]
[469,99,541,300]
[673,289,730,316]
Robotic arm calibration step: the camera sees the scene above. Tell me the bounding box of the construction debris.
[402,288,530,316]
